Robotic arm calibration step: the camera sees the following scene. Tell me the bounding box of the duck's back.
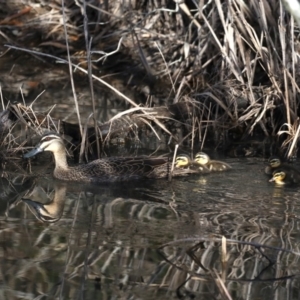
[54,156,198,183]
[207,160,231,172]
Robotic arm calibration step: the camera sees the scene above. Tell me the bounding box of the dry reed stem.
[221,236,228,282]
[279,2,291,127]
[79,113,93,163]
[5,45,176,142]
[201,92,234,121]
[60,192,81,297]
[287,120,300,157]
[200,102,211,151]
[61,0,82,138]
[86,33,101,158]
[212,269,233,300]
[169,144,179,182]
[159,236,300,256]
[201,4,243,83]
[278,119,300,157]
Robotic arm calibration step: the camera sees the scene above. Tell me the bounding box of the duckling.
[265,156,299,176]
[265,157,281,175]
[175,154,209,172]
[193,152,231,172]
[269,169,300,185]
[175,154,192,169]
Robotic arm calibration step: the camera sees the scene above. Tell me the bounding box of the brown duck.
[24,133,199,183]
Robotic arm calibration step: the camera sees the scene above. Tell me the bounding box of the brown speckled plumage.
[24,133,199,183]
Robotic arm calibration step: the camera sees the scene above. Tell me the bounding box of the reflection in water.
[22,182,66,223]
[1,159,300,299]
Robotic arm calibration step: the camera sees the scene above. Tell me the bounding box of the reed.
[1,0,300,157]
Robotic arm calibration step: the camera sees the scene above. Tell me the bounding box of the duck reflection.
[20,176,185,224]
[22,182,66,223]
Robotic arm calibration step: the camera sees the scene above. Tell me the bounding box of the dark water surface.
[1,158,300,299]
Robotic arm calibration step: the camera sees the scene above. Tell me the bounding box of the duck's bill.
[23,146,43,158]
[22,198,60,223]
[269,178,275,182]
[22,198,41,209]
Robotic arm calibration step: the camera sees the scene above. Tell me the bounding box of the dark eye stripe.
[41,134,59,142]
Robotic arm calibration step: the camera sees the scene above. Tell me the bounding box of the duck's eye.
[43,137,51,141]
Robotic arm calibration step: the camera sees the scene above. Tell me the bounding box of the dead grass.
[1,0,300,157]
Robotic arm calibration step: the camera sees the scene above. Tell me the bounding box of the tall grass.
[1,0,300,157]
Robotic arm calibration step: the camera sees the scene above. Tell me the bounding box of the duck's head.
[269,170,286,185]
[22,198,63,223]
[268,157,281,168]
[24,133,65,158]
[175,154,191,168]
[194,152,210,165]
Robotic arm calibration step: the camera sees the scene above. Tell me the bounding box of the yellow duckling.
[175,154,192,168]
[194,152,231,172]
[269,169,300,185]
[175,154,209,172]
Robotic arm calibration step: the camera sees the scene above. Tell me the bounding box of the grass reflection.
[1,161,300,299]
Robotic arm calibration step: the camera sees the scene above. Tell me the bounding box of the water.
[1,158,300,299]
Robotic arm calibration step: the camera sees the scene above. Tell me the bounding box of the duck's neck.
[45,185,67,216]
[52,148,68,170]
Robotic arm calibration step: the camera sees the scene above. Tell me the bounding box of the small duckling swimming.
[265,156,299,176]
[194,152,231,172]
[265,157,282,175]
[175,154,209,172]
[269,169,300,185]
[175,154,192,169]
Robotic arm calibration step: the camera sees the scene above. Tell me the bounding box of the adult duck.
[24,133,199,183]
